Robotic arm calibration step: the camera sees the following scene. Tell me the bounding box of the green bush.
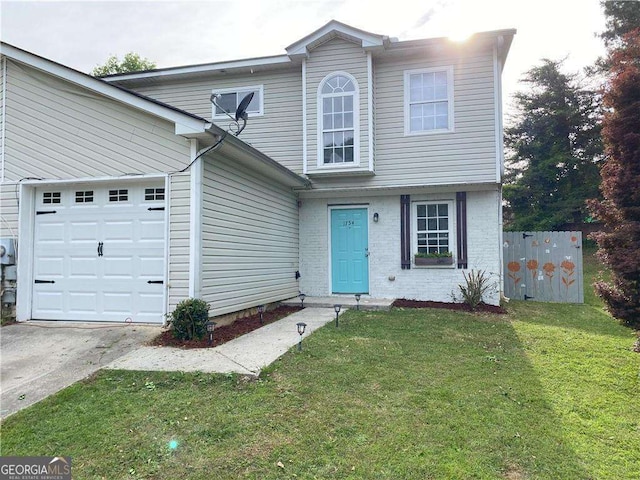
[458,270,492,311]
[167,298,211,341]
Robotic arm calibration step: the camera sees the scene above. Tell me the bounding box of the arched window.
[318,73,358,165]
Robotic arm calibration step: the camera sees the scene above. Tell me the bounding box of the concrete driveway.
[0,321,159,419]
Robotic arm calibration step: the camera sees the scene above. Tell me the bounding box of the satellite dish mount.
[210,91,254,136]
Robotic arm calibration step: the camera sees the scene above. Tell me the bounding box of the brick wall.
[298,188,502,305]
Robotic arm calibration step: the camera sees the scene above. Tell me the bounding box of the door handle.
[365,247,370,257]
[97,242,103,257]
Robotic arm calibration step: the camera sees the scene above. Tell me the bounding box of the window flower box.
[414,253,454,266]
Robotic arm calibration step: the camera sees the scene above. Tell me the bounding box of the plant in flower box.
[414,251,454,266]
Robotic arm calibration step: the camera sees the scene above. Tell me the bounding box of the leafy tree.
[599,1,640,48]
[503,59,603,231]
[91,52,156,77]
[588,28,640,328]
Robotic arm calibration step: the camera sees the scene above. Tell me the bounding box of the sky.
[0,0,608,118]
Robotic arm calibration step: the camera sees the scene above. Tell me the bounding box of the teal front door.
[331,208,369,294]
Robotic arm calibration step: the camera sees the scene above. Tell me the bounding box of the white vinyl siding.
[168,172,191,311]
[126,69,303,174]
[305,37,370,174]
[201,152,299,316]
[2,60,191,182]
[0,182,18,237]
[373,52,497,187]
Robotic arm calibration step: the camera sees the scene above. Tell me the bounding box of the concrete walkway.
[282,295,393,310]
[106,307,338,377]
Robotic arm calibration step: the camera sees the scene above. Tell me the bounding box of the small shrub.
[167,298,211,341]
[458,270,492,311]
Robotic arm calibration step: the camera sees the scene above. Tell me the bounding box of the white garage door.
[32,182,166,323]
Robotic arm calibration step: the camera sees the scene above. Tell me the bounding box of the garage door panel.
[33,291,64,315]
[69,221,99,243]
[139,219,165,242]
[139,256,164,277]
[68,292,98,314]
[104,220,134,242]
[32,183,166,323]
[34,256,65,277]
[138,293,164,315]
[102,292,133,315]
[36,222,66,243]
[69,257,99,278]
[103,256,135,278]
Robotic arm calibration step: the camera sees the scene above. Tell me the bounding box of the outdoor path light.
[333,304,341,327]
[206,321,217,347]
[258,304,265,325]
[299,293,306,308]
[355,294,361,310]
[296,322,307,351]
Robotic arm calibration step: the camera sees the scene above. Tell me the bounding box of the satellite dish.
[233,92,254,136]
[209,91,254,137]
[235,92,254,121]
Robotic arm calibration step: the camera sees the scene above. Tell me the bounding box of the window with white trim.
[414,201,453,255]
[212,85,263,119]
[405,67,453,135]
[318,73,359,165]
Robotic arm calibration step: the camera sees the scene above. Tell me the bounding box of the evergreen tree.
[503,59,603,231]
[588,28,640,328]
[599,0,640,48]
[92,52,156,77]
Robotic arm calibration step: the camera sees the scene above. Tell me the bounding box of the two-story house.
[0,21,514,323]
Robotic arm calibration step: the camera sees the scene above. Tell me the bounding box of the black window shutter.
[456,192,468,269]
[401,195,411,269]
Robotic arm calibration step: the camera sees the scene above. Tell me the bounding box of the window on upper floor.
[212,85,263,119]
[404,67,454,135]
[318,73,359,166]
[414,201,454,256]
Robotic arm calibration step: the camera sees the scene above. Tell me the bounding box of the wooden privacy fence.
[503,231,584,303]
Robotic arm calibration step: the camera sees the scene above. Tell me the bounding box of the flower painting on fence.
[507,261,521,287]
[502,232,583,303]
[561,259,576,292]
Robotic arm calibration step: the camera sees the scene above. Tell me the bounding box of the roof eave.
[0,42,210,136]
[207,128,310,189]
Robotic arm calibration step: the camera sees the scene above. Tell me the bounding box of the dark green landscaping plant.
[167,298,211,341]
[458,269,492,310]
[414,251,453,258]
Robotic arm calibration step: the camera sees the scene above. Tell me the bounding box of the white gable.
[286,20,387,58]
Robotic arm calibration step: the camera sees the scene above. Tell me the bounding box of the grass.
[1,249,638,479]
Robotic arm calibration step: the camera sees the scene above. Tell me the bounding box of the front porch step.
[281,296,394,311]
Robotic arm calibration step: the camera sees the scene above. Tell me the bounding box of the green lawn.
[1,250,638,479]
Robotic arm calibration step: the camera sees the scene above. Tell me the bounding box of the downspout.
[302,58,307,174]
[494,36,506,300]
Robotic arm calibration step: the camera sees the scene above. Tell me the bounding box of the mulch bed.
[149,305,303,349]
[392,299,507,314]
